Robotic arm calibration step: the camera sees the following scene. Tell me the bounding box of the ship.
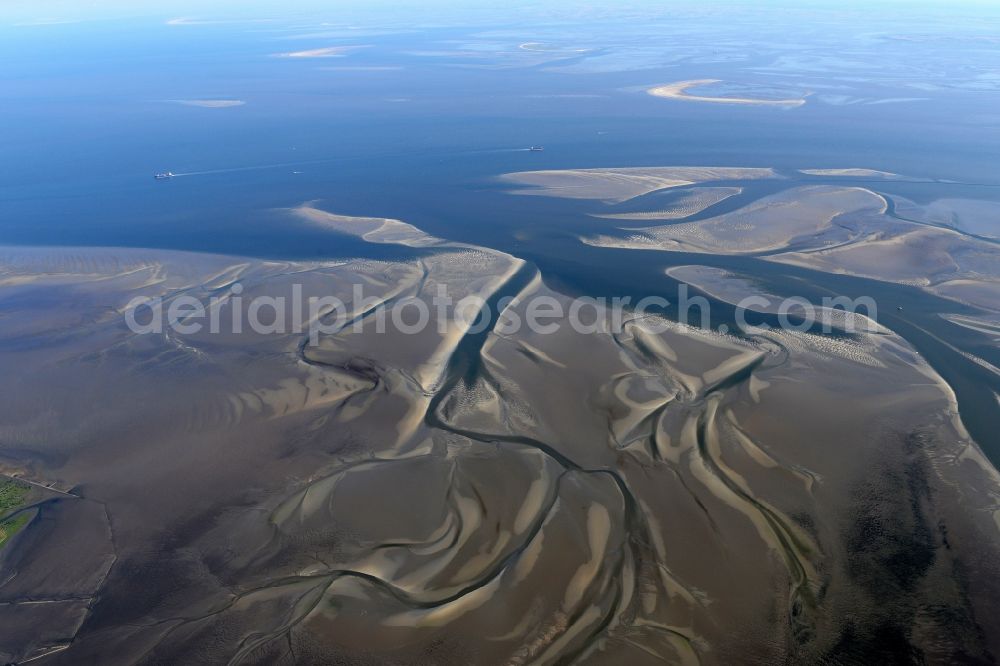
[528,146,545,152]
[154,172,175,180]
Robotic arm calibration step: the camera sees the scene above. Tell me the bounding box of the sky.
[5,0,1000,26]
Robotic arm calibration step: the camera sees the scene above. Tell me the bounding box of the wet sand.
[585,185,886,254]
[554,167,1000,322]
[648,79,806,107]
[1,196,999,662]
[799,168,901,178]
[591,187,743,221]
[501,167,778,203]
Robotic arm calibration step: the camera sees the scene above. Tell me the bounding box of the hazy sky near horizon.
[4,0,1000,26]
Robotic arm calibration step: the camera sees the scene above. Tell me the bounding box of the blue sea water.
[1,2,999,454]
[1,5,998,259]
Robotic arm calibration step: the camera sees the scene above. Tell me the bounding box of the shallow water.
[3,7,1000,660]
[2,7,998,461]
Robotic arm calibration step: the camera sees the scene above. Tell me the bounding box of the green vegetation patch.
[0,479,33,549]
[0,512,30,549]
[0,478,29,517]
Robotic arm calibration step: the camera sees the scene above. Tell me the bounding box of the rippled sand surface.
[501,167,778,203]
[1,200,1000,663]
[536,165,1000,321]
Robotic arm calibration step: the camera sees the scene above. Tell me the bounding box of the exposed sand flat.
[275,45,368,58]
[302,251,525,442]
[771,224,997,290]
[0,246,268,339]
[592,187,742,221]
[943,313,1000,339]
[648,79,806,107]
[584,185,886,254]
[545,164,1000,320]
[668,265,779,303]
[291,203,444,247]
[930,279,1000,313]
[501,167,777,203]
[745,195,1000,311]
[894,196,1000,240]
[667,265,890,335]
[166,99,246,108]
[2,218,1000,663]
[289,204,525,443]
[433,279,1000,663]
[292,201,528,259]
[798,168,902,178]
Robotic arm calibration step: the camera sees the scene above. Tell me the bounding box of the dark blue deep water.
[1,2,999,454]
